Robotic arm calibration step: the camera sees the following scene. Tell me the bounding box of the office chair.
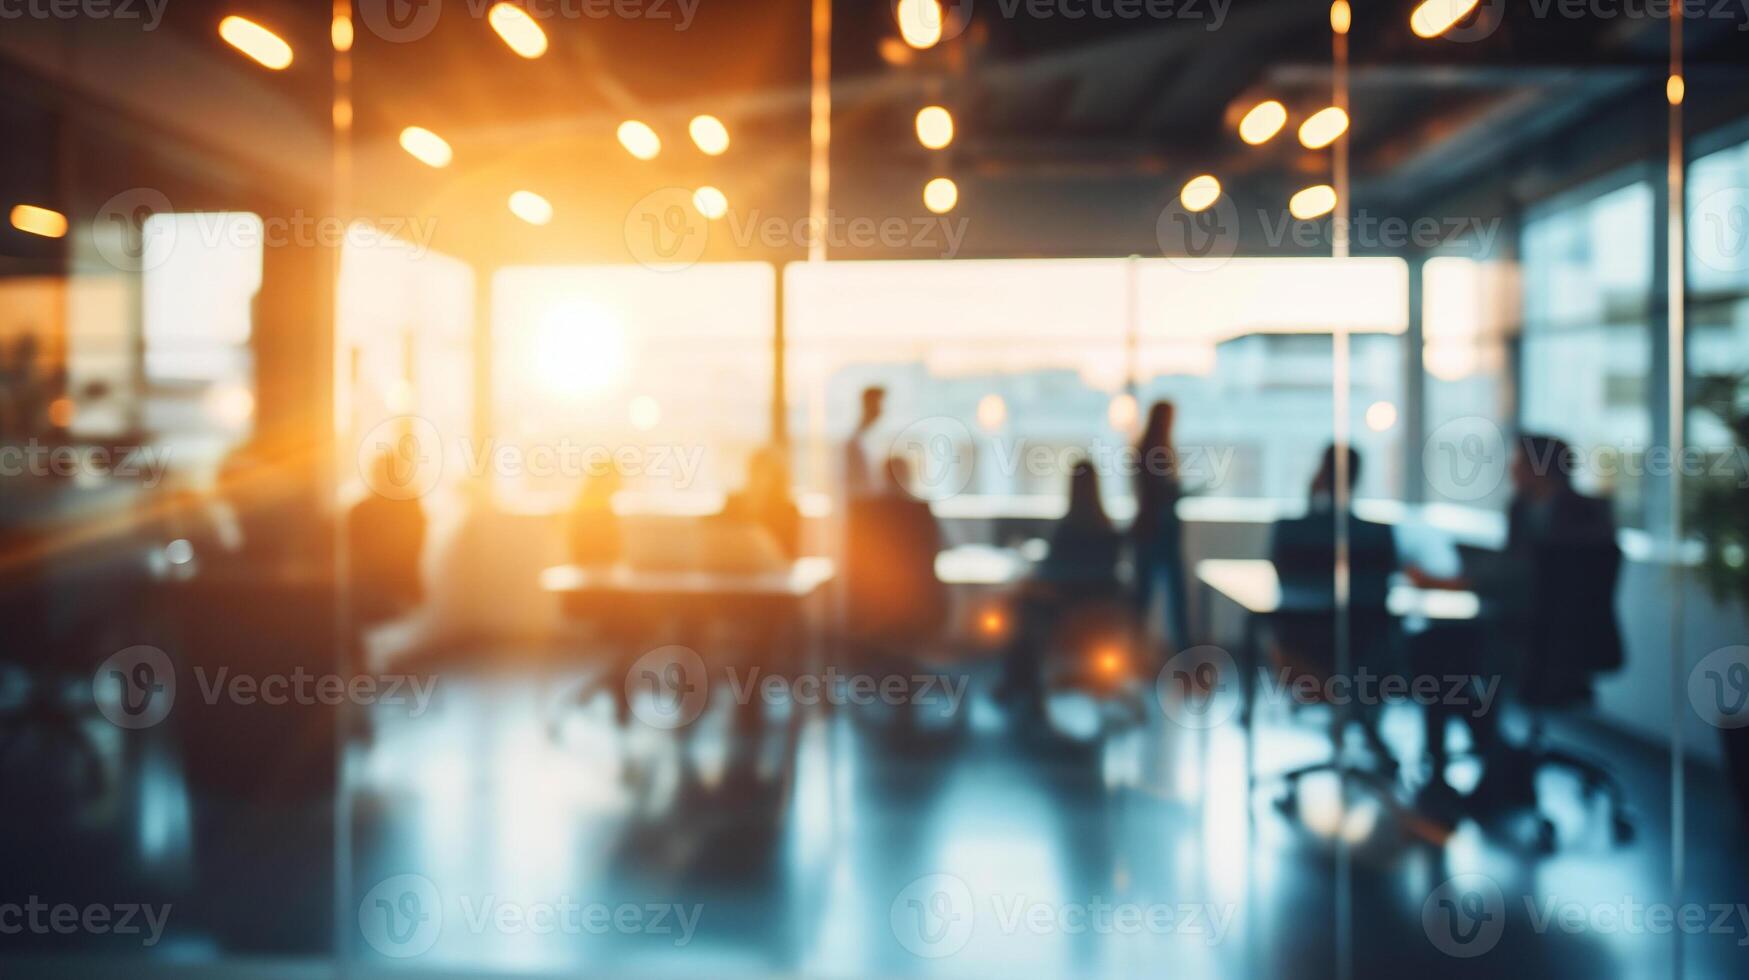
[842,495,953,733]
[1033,595,1151,736]
[1257,604,1406,817]
[1507,537,1632,850]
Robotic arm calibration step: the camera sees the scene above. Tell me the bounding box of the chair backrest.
[1527,536,1624,683]
[844,495,947,639]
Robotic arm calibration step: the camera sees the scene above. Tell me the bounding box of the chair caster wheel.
[1536,817,1558,853]
[1611,814,1635,845]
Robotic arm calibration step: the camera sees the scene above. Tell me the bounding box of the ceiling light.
[1180,175,1221,213]
[1289,184,1337,220]
[488,3,548,58]
[617,120,661,160]
[1298,106,1349,149]
[1238,100,1287,145]
[509,190,553,225]
[923,177,958,214]
[10,204,67,238]
[915,106,954,149]
[1410,0,1482,39]
[689,115,730,155]
[399,126,453,167]
[218,15,293,70]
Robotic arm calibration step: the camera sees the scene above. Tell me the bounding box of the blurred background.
[1,0,1748,977]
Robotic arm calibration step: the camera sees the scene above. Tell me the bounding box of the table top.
[1195,558,1480,621]
[540,556,836,599]
[933,544,1033,585]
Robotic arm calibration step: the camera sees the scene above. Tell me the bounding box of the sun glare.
[529,303,630,398]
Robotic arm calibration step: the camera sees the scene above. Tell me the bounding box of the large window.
[1687,135,1749,455]
[1521,179,1655,527]
[490,263,774,513]
[785,257,1407,515]
[140,211,263,468]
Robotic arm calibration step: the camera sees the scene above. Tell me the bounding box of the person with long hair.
[1130,400,1189,653]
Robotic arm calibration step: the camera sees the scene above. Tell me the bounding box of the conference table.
[540,557,837,787]
[1194,557,1483,741]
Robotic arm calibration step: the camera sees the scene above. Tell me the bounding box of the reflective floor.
[5,647,1749,978]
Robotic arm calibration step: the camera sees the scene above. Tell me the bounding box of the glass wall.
[1520,178,1657,527]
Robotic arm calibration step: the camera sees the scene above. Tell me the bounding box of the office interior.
[2,1,1749,977]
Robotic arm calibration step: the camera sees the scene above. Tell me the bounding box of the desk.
[541,557,835,602]
[1195,558,1481,621]
[933,545,1032,586]
[541,558,836,789]
[1195,558,1483,806]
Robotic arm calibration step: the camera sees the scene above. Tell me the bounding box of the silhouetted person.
[722,446,801,558]
[1040,460,1123,589]
[1267,445,1399,769]
[1131,400,1189,653]
[1002,460,1126,718]
[347,451,427,626]
[1407,433,1622,808]
[843,385,886,498]
[567,469,622,566]
[1,333,45,437]
[844,457,946,647]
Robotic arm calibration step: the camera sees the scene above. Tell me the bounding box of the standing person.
[1130,400,1189,654]
[843,386,886,499]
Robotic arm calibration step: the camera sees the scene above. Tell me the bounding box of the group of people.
[1266,434,1623,816]
[517,382,1625,819]
[842,383,1624,822]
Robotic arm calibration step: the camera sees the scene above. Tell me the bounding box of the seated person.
[567,469,622,566]
[1001,460,1127,715]
[720,445,802,559]
[843,457,947,647]
[1036,460,1124,592]
[347,451,428,626]
[1406,433,1622,807]
[1266,445,1399,767]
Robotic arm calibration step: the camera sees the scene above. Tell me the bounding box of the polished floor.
[4,646,1749,978]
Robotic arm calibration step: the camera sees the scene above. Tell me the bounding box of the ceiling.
[5,0,1749,269]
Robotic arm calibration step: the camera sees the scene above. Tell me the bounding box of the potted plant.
[1689,370,1749,814]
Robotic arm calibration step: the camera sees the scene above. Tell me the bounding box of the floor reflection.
[7,646,1749,978]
